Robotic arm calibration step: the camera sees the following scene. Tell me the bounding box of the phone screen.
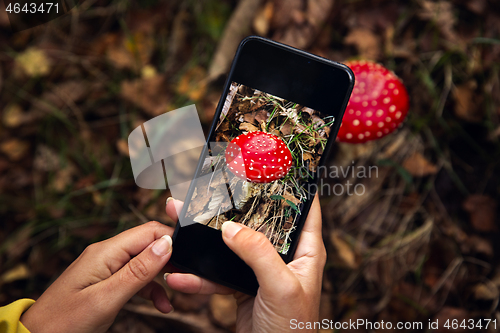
[182,82,334,254]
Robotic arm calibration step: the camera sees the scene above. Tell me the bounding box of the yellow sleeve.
[0,299,35,333]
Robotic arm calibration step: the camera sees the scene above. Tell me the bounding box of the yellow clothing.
[0,299,34,333]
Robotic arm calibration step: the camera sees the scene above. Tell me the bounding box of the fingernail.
[166,197,173,206]
[221,222,243,239]
[152,235,172,256]
[163,273,171,281]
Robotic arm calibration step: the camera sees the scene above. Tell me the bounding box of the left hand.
[21,221,174,333]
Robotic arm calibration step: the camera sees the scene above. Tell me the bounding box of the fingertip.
[166,273,234,295]
[151,284,173,313]
[165,198,184,222]
[221,221,244,239]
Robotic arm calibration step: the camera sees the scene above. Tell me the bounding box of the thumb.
[221,222,298,296]
[104,235,172,306]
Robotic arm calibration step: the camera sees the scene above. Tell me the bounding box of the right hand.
[165,195,327,332]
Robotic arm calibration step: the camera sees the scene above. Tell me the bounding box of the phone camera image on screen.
[183,82,334,254]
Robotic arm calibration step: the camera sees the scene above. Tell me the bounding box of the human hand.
[165,195,327,333]
[21,222,174,333]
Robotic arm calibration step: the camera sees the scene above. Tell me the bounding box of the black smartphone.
[171,36,354,296]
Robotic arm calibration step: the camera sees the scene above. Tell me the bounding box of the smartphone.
[171,36,354,296]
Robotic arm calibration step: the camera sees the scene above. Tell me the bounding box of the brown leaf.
[52,166,76,193]
[466,235,493,256]
[280,121,293,135]
[282,193,301,206]
[271,0,333,49]
[472,283,499,301]
[121,75,171,116]
[177,66,207,101]
[303,152,313,161]
[453,82,482,122]
[33,80,88,114]
[239,122,259,132]
[307,0,334,27]
[330,231,358,269]
[344,28,380,60]
[15,47,51,77]
[271,0,301,29]
[402,152,438,177]
[34,145,60,171]
[253,2,274,36]
[0,264,30,285]
[187,177,214,217]
[418,1,461,47]
[106,32,155,70]
[0,139,29,161]
[116,139,129,156]
[209,294,237,329]
[463,194,497,232]
[2,104,24,127]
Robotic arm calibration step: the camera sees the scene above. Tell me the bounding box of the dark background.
[0,0,499,332]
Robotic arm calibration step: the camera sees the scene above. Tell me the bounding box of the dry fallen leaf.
[52,166,76,193]
[121,75,171,116]
[466,235,493,256]
[34,145,61,171]
[344,28,380,60]
[303,152,313,161]
[402,152,438,176]
[271,0,333,49]
[32,80,88,114]
[177,66,207,101]
[330,231,358,269]
[209,294,237,328]
[463,194,497,232]
[2,104,24,127]
[141,64,157,79]
[253,1,274,36]
[106,32,155,70]
[0,139,30,161]
[116,139,129,157]
[239,122,259,132]
[418,0,461,47]
[472,282,499,301]
[453,81,482,122]
[15,47,51,77]
[0,264,30,285]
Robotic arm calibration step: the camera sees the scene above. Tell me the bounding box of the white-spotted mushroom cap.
[225,131,293,183]
[338,60,410,143]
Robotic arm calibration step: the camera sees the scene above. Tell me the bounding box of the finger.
[166,198,184,222]
[287,194,326,294]
[165,273,234,295]
[221,222,299,296]
[137,281,173,313]
[103,234,173,308]
[101,222,173,273]
[293,194,325,260]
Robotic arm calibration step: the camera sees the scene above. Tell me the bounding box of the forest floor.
[1,0,499,332]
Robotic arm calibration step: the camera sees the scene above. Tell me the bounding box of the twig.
[208,0,263,81]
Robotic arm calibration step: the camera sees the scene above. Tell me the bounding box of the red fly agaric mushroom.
[337,60,409,143]
[225,131,292,183]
